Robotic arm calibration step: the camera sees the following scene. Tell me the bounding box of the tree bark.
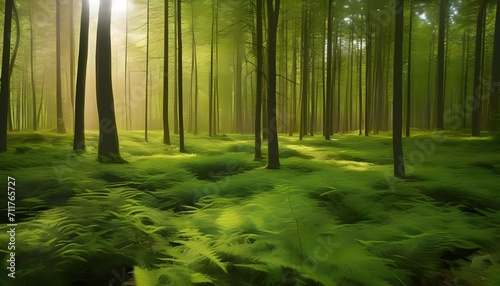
[254,0,263,159]
[472,0,488,136]
[56,0,66,134]
[177,0,185,152]
[436,0,446,130]
[73,0,90,151]
[163,0,171,144]
[96,0,123,162]
[0,0,14,152]
[406,0,413,137]
[488,0,500,131]
[393,0,405,178]
[266,0,281,169]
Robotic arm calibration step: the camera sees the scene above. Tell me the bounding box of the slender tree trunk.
[37,76,45,129]
[461,30,468,129]
[393,0,405,178]
[29,9,38,131]
[56,0,66,134]
[266,0,281,169]
[173,4,179,135]
[70,0,75,116]
[325,0,334,140]
[7,1,19,133]
[96,0,123,162]
[489,0,500,131]
[177,0,185,152]
[73,0,90,151]
[254,0,263,159]
[406,0,413,137]
[145,0,150,142]
[191,0,198,135]
[125,0,130,130]
[359,35,363,135]
[436,0,446,130]
[163,0,171,144]
[472,0,487,137]
[299,2,309,140]
[365,0,372,136]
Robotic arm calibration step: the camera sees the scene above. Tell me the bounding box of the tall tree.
[365,0,372,136]
[0,0,14,152]
[266,0,281,169]
[96,0,123,162]
[177,0,185,153]
[73,0,90,151]
[254,0,264,160]
[56,0,66,134]
[406,0,413,137]
[299,2,309,140]
[163,0,171,144]
[29,8,37,131]
[145,0,150,142]
[436,0,446,130]
[325,0,334,140]
[489,0,500,131]
[472,0,488,137]
[393,0,405,178]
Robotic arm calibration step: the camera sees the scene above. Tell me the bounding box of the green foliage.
[0,131,498,285]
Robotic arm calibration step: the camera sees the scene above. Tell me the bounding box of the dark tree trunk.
[266,0,281,169]
[7,1,19,133]
[163,0,171,144]
[461,30,469,129]
[359,36,363,135]
[406,0,413,137]
[56,0,66,134]
[393,0,405,178]
[96,0,123,162]
[177,0,185,152]
[73,0,90,151]
[325,0,333,140]
[488,0,500,131]
[299,2,309,141]
[436,0,446,130]
[365,0,372,136]
[254,0,263,160]
[472,0,488,137]
[0,0,14,152]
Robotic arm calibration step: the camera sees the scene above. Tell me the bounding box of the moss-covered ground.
[0,130,499,285]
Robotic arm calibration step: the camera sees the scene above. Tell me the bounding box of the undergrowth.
[0,130,499,286]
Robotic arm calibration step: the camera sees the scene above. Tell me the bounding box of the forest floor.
[1,130,499,286]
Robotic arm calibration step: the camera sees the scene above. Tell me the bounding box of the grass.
[0,130,499,285]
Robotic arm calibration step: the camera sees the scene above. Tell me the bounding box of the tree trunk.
[56,0,66,134]
[177,0,185,152]
[191,0,198,135]
[163,0,171,144]
[325,0,333,140]
[29,8,38,131]
[406,0,413,137]
[254,0,263,160]
[73,0,90,151]
[365,0,372,136]
[472,0,487,137]
[489,0,500,131]
[393,0,405,178]
[266,0,281,169]
[96,0,123,162]
[145,0,150,142]
[436,0,446,130]
[299,2,309,141]
[70,0,75,116]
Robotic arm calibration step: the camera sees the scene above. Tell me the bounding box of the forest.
[0,0,499,285]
